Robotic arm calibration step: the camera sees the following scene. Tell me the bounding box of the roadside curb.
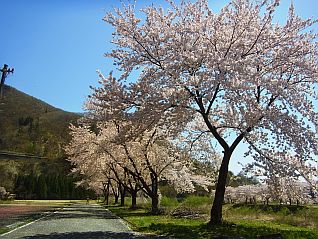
[103,207,133,230]
[103,207,172,239]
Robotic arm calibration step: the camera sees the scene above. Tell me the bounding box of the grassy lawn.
[0,228,10,235]
[104,197,318,239]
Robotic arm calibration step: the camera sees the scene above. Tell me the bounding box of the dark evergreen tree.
[37,175,47,199]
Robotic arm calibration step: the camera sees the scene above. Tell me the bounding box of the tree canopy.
[79,0,318,225]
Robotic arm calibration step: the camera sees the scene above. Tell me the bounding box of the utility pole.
[0,64,14,99]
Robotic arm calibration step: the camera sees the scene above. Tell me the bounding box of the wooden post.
[0,64,14,98]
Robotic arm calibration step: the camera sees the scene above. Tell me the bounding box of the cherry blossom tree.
[225,185,263,204]
[66,119,210,213]
[96,0,318,224]
[244,151,317,204]
[65,124,112,201]
[224,183,310,205]
[65,125,136,207]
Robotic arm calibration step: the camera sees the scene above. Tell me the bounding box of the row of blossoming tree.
[65,118,214,214]
[67,0,318,225]
[225,181,317,205]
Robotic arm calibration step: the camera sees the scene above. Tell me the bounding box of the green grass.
[0,228,10,235]
[181,195,211,214]
[161,196,179,208]
[105,205,203,238]
[104,200,318,239]
[231,220,318,239]
[224,204,318,230]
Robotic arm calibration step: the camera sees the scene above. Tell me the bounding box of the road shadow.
[22,231,170,239]
[42,204,119,220]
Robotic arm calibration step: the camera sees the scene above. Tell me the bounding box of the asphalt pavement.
[0,203,168,239]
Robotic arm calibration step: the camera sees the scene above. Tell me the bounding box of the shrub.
[0,187,7,199]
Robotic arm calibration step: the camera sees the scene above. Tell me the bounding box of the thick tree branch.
[207,83,220,115]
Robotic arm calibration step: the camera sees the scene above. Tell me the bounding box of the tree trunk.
[150,173,159,214]
[131,191,137,209]
[105,194,109,205]
[111,184,119,204]
[114,194,119,204]
[103,181,110,205]
[151,193,159,214]
[209,151,231,225]
[120,186,126,206]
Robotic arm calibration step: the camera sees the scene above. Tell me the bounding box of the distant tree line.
[14,173,95,200]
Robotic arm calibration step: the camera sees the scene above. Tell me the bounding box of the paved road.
[0,204,167,239]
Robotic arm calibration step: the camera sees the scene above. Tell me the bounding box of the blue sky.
[1,0,318,173]
[1,0,317,113]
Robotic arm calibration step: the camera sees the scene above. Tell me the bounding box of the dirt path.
[0,203,167,239]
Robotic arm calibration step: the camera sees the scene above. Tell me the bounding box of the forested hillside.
[0,85,94,199]
[0,85,80,158]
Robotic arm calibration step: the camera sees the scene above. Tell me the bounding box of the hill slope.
[0,85,80,159]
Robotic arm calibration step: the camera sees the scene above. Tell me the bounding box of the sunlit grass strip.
[106,205,318,239]
[0,228,10,235]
